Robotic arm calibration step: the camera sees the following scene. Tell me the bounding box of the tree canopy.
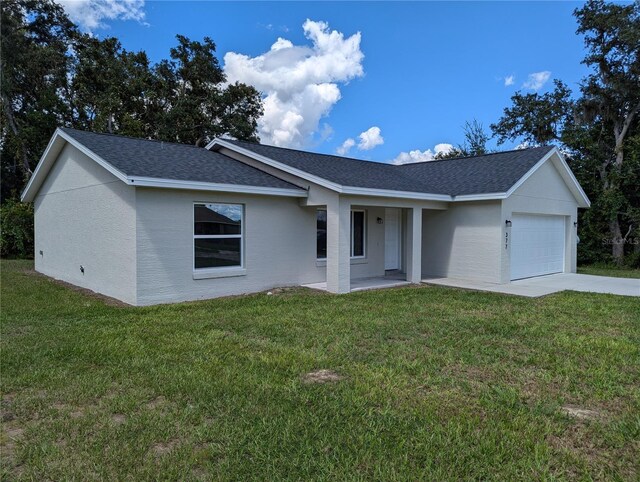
[0,0,263,200]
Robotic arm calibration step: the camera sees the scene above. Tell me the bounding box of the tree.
[151,35,263,146]
[70,36,154,137]
[490,80,574,146]
[0,0,78,200]
[1,1,265,202]
[574,0,640,264]
[435,119,491,159]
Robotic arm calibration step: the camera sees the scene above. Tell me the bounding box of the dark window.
[316,209,366,259]
[195,238,241,269]
[317,210,327,259]
[194,203,242,269]
[351,210,365,257]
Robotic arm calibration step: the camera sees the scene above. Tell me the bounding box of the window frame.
[193,202,244,272]
[315,208,367,260]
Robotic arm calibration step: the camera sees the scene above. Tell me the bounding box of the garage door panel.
[511,214,565,280]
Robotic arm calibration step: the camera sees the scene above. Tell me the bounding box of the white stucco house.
[21,128,590,305]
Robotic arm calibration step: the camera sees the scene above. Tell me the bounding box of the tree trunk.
[609,218,625,266]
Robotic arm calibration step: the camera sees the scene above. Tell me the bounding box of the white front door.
[385,208,401,270]
[510,214,565,280]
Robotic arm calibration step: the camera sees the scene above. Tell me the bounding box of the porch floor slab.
[422,273,640,298]
[303,276,411,293]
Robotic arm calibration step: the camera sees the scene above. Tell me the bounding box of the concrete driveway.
[423,273,640,298]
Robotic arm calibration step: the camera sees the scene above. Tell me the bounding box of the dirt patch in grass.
[302,369,344,384]
[145,396,168,410]
[151,439,179,457]
[560,405,602,420]
[111,414,126,425]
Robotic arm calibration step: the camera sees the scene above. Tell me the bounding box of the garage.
[510,214,565,280]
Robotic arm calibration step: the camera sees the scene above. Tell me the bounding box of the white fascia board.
[209,139,343,192]
[453,192,507,202]
[21,129,129,202]
[127,176,308,197]
[341,186,452,201]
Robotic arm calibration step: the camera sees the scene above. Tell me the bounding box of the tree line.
[1,0,638,266]
[1,0,263,201]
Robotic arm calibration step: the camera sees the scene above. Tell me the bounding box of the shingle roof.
[60,128,555,198]
[60,128,303,191]
[222,139,554,196]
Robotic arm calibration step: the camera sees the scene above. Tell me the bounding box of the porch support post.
[407,207,423,283]
[326,197,351,293]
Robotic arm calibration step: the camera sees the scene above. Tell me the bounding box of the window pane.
[195,238,241,269]
[317,210,327,259]
[352,211,365,257]
[195,204,242,235]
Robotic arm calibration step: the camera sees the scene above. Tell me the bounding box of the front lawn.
[1,260,638,480]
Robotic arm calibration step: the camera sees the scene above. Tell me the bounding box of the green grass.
[578,263,640,279]
[1,260,639,481]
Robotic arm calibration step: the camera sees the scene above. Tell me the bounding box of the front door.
[385,208,401,270]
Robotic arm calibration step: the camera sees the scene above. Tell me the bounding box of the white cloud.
[224,19,364,148]
[337,138,355,156]
[504,75,515,86]
[357,126,384,151]
[391,142,453,166]
[523,71,551,91]
[56,0,146,31]
[391,143,454,165]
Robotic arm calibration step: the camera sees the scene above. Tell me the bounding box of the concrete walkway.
[303,276,410,293]
[423,273,640,298]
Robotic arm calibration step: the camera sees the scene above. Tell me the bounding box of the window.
[317,209,327,259]
[316,209,366,259]
[351,210,366,258]
[194,203,243,270]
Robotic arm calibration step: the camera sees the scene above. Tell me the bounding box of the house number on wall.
[505,232,509,250]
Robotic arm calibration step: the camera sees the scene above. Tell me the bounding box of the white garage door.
[511,214,565,280]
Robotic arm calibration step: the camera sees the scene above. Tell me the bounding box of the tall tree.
[1,1,264,201]
[0,0,77,199]
[574,0,640,264]
[151,35,263,146]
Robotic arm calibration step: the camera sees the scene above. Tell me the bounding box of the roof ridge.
[61,127,205,150]
[228,138,554,167]
[397,145,554,166]
[227,139,397,168]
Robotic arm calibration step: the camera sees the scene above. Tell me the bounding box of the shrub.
[1,199,34,259]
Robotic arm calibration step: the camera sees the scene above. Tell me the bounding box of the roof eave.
[126,176,308,197]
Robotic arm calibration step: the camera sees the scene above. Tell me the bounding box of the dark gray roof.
[61,128,556,197]
[398,146,555,196]
[60,128,303,191]
[223,139,554,196]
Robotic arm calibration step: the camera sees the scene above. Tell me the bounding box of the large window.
[316,209,366,260]
[194,203,243,270]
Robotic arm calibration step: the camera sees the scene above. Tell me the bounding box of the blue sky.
[61,1,590,164]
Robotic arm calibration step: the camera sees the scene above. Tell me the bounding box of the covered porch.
[302,195,448,294]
